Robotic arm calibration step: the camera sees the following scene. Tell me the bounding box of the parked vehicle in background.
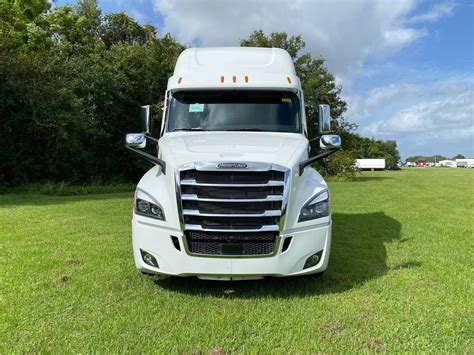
[455,159,474,168]
[355,159,385,171]
[439,160,456,168]
[386,165,401,171]
[124,47,342,280]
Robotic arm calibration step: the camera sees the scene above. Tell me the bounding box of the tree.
[0,0,51,48]
[452,154,465,160]
[340,133,400,166]
[241,30,349,138]
[101,12,154,47]
[0,5,400,187]
[240,31,402,176]
[0,0,184,188]
[406,155,447,163]
[325,150,356,179]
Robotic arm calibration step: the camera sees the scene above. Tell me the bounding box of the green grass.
[1,169,473,352]
[2,181,135,196]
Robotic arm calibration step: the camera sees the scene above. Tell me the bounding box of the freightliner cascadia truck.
[125,47,341,280]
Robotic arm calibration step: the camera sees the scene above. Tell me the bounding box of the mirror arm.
[144,135,165,172]
[308,135,322,145]
[125,135,165,174]
[144,134,159,144]
[125,146,166,174]
[299,148,339,176]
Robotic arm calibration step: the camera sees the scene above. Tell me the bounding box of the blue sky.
[53,0,473,159]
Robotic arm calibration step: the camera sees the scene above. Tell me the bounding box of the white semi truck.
[125,47,341,280]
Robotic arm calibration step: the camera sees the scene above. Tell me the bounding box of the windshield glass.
[167,90,301,133]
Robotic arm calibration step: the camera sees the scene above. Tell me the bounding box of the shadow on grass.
[154,212,420,298]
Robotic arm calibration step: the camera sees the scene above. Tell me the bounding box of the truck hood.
[159,131,307,168]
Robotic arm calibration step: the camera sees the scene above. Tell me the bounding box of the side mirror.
[141,105,152,134]
[320,134,341,150]
[318,104,331,134]
[126,133,146,149]
[125,133,166,174]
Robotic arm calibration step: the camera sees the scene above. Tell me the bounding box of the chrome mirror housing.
[318,104,331,134]
[320,134,341,150]
[126,133,146,149]
[141,105,152,134]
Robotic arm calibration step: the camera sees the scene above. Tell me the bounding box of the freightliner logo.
[216,163,248,169]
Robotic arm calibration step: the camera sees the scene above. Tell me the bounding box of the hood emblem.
[217,162,248,169]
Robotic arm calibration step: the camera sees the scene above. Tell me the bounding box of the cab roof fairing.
[167,47,301,92]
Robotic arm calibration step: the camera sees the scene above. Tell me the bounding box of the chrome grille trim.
[184,224,280,232]
[194,161,273,172]
[175,162,290,257]
[181,194,283,202]
[183,209,281,217]
[180,179,285,187]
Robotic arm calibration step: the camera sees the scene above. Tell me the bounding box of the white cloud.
[345,82,423,126]
[355,78,474,132]
[150,0,469,157]
[406,1,455,24]
[129,8,147,24]
[383,28,427,50]
[365,83,421,107]
[364,95,470,135]
[358,78,474,157]
[152,0,423,83]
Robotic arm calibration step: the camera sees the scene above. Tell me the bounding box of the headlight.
[135,188,165,221]
[298,190,330,222]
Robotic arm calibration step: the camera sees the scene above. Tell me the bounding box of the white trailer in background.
[456,159,474,168]
[439,160,456,168]
[355,159,386,171]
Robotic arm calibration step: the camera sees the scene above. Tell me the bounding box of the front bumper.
[132,216,331,280]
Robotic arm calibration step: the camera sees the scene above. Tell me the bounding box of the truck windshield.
[167,90,301,133]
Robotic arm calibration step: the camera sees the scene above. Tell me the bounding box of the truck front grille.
[186,231,276,256]
[181,170,283,184]
[177,164,288,256]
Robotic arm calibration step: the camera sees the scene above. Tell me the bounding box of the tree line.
[0,0,400,188]
[406,154,465,163]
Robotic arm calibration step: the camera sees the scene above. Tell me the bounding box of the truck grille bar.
[176,162,289,256]
[182,209,281,217]
[184,224,280,232]
[180,179,285,187]
[181,195,283,202]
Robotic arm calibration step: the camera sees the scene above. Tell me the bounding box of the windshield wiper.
[172,128,211,132]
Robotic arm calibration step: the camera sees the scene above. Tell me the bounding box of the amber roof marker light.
[220,75,225,83]
[287,76,292,84]
[232,75,237,83]
[178,76,183,84]
[244,75,249,83]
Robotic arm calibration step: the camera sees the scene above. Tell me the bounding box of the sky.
[53,0,474,159]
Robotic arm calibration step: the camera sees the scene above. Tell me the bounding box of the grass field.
[1,169,473,352]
